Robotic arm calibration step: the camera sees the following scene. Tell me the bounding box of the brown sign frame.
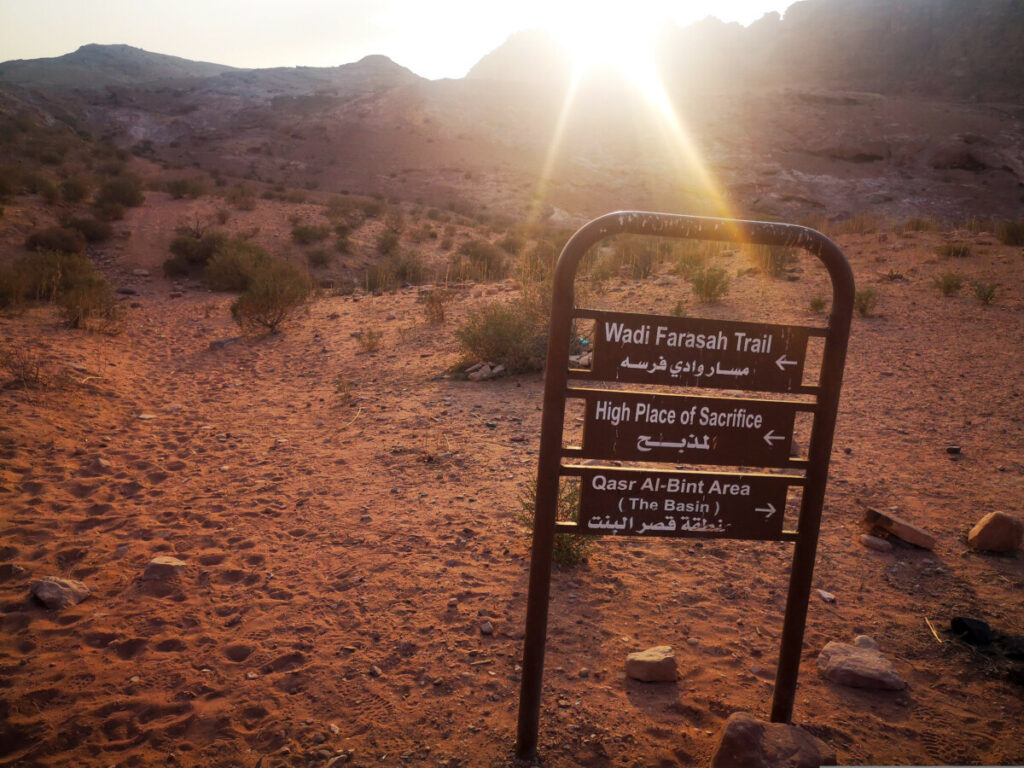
[515,212,854,760]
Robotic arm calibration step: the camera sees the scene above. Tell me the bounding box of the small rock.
[710,711,836,768]
[859,533,892,552]
[246,671,259,679]
[447,598,459,608]
[30,577,91,609]
[578,667,590,679]
[326,755,350,767]
[946,445,961,455]
[131,269,150,277]
[142,556,188,581]
[480,620,494,636]
[117,287,137,295]
[137,413,159,420]
[817,637,905,690]
[369,665,383,678]
[816,589,836,603]
[385,314,396,321]
[625,646,678,682]
[209,337,242,351]
[967,511,1023,553]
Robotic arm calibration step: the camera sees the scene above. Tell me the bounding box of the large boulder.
[30,577,91,609]
[711,712,836,768]
[968,512,1023,553]
[142,556,188,581]
[625,646,678,682]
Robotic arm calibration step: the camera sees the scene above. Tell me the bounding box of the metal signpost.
[515,212,854,759]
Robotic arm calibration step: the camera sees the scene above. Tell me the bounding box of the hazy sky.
[0,0,794,79]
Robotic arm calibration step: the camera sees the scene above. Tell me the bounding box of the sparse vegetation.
[203,240,270,291]
[809,295,827,313]
[935,242,972,259]
[165,177,206,199]
[973,281,998,305]
[0,250,120,330]
[0,345,66,390]
[421,289,452,324]
[375,228,400,255]
[996,219,1024,246]
[750,244,796,278]
[854,288,878,317]
[355,328,383,353]
[64,217,112,244]
[688,266,730,303]
[55,271,120,330]
[229,258,312,333]
[364,250,428,293]
[519,478,590,567]
[95,174,145,208]
[25,226,86,254]
[292,224,331,245]
[456,300,545,373]
[306,248,333,268]
[448,239,508,282]
[934,272,963,296]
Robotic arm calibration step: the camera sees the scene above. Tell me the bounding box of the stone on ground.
[967,511,1023,553]
[625,645,678,682]
[31,577,91,609]
[817,637,905,690]
[710,712,836,768]
[143,556,188,581]
[859,533,893,552]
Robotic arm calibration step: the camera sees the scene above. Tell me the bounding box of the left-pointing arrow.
[763,430,785,447]
[775,355,798,371]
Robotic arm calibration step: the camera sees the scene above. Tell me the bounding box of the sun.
[544,8,667,103]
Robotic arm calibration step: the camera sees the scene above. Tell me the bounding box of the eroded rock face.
[968,511,1024,553]
[710,711,837,768]
[817,638,906,690]
[625,646,678,682]
[30,577,91,609]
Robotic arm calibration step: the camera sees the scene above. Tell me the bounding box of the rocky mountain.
[2,0,1022,223]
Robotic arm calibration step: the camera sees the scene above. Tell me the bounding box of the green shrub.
[973,281,998,305]
[375,228,400,255]
[0,262,28,311]
[166,178,206,199]
[996,219,1024,246]
[15,250,95,302]
[519,478,590,568]
[364,250,427,292]
[65,217,112,243]
[306,247,333,268]
[25,226,86,254]
[935,242,972,259]
[169,231,228,266]
[203,240,269,291]
[456,300,545,373]
[854,288,878,317]
[226,184,256,210]
[934,272,963,296]
[449,239,507,282]
[809,296,827,313]
[96,174,145,207]
[93,201,125,221]
[162,255,191,278]
[230,258,312,333]
[292,224,331,245]
[56,271,119,329]
[750,244,796,278]
[59,177,89,203]
[689,266,730,303]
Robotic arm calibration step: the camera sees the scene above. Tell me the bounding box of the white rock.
[31,577,91,609]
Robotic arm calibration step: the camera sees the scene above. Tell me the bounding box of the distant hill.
[0,44,236,89]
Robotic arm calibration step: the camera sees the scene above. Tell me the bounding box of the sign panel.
[573,467,794,540]
[574,309,813,393]
[571,388,805,468]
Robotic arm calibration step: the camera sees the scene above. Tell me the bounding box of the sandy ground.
[1,201,1024,767]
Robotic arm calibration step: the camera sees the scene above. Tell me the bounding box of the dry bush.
[0,346,66,391]
[996,220,1024,246]
[230,258,312,333]
[448,239,508,283]
[934,272,963,296]
[456,300,546,373]
[292,224,331,245]
[355,328,383,354]
[364,251,428,293]
[64,217,112,244]
[25,226,86,254]
[749,244,796,278]
[689,266,731,303]
[973,281,998,305]
[519,478,590,567]
[854,288,878,317]
[95,174,145,208]
[56,272,121,330]
[203,240,269,291]
[420,289,452,324]
[935,242,973,259]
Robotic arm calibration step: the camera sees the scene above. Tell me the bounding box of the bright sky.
[0,0,793,80]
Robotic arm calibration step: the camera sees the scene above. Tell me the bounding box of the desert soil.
[2,196,1023,768]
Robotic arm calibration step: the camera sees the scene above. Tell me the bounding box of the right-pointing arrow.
[763,430,785,447]
[775,355,798,371]
[755,503,777,519]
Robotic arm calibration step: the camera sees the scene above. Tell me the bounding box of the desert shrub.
[203,240,269,291]
[420,288,452,323]
[96,174,145,208]
[360,198,385,218]
[59,177,89,203]
[854,288,878,317]
[230,258,312,333]
[169,231,228,267]
[456,300,546,373]
[226,184,256,210]
[375,228,400,255]
[334,234,351,254]
[93,201,125,221]
[364,250,428,292]
[901,216,942,232]
[935,242,972,259]
[215,208,230,225]
[516,241,557,286]
[689,266,730,303]
[25,226,86,254]
[0,263,28,311]
[14,250,95,303]
[809,296,827,313]
[498,230,526,255]
[292,224,331,245]
[449,239,507,282]
[306,248,333,268]
[750,244,796,278]
[934,272,963,296]
[0,345,64,390]
[162,254,191,278]
[519,478,590,567]
[355,328,383,353]
[65,217,112,243]
[827,213,884,236]
[671,241,709,279]
[56,271,120,329]
[973,281,998,305]
[166,178,206,199]
[996,219,1024,246]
